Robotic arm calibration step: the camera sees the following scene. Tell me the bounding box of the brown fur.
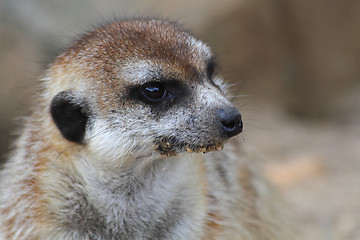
[0,19,290,240]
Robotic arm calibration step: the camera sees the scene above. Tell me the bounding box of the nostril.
[221,115,241,131]
[218,108,243,137]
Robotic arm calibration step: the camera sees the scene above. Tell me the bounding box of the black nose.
[218,108,243,138]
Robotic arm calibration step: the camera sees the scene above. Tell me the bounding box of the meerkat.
[0,19,289,240]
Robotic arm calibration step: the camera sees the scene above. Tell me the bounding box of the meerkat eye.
[141,82,167,102]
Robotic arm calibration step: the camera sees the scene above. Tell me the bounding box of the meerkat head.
[47,19,242,163]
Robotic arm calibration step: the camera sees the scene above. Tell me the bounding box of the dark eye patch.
[206,59,216,79]
[206,58,221,89]
[128,79,189,111]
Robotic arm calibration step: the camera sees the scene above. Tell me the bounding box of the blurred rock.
[0,10,41,165]
[202,0,360,120]
[265,155,325,188]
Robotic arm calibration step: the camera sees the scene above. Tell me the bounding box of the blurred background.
[0,0,359,239]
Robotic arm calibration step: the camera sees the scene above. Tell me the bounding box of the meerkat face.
[49,19,242,162]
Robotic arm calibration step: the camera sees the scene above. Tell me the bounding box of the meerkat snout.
[218,107,243,138]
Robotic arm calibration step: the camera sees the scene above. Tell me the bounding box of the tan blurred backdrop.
[0,0,360,239]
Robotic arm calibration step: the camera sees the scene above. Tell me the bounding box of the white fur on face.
[82,32,231,164]
[86,113,158,167]
[84,76,233,165]
[188,36,212,60]
[120,60,159,85]
[153,81,233,144]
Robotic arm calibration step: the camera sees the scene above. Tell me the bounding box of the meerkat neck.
[53,153,207,239]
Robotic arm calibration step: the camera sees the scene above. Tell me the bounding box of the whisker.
[229,81,253,102]
[54,127,112,164]
[244,123,273,131]
[239,108,261,113]
[186,154,195,176]
[232,94,253,98]
[84,128,110,143]
[0,93,28,108]
[57,143,80,157]
[238,98,259,109]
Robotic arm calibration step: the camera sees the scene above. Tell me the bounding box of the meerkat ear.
[50,91,90,144]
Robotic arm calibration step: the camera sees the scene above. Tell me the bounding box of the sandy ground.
[244,100,360,240]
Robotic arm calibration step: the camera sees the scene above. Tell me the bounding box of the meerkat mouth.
[154,138,224,157]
